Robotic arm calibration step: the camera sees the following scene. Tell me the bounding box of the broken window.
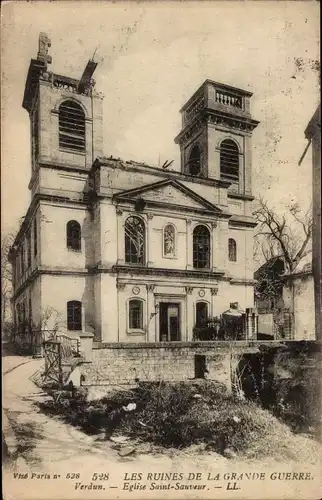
[67,300,82,331]
[196,302,209,327]
[67,220,81,251]
[125,216,145,264]
[187,143,202,176]
[220,139,239,181]
[193,225,210,269]
[228,238,237,262]
[59,100,85,152]
[164,224,175,257]
[129,299,143,330]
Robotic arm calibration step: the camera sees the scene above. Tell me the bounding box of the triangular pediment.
[114,178,222,213]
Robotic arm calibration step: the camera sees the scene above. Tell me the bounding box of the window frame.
[219,139,240,182]
[124,215,146,265]
[195,301,210,327]
[127,298,145,334]
[67,300,82,331]
[228,238,237,262]
[193,224,211,269]
[58,100,86,154]
[66,220,82,252]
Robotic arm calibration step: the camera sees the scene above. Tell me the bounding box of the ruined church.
[10,33,259,344]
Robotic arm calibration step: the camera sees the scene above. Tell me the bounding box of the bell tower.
[175,80,259,196]
[22,33,103,188]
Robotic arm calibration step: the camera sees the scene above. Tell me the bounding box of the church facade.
[10,34,259,344]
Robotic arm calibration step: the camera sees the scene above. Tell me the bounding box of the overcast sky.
[1,1,320,235]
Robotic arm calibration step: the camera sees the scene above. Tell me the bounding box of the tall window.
[196,302,209,327]
[193,225,210,269]
[67,301,82,331]
[67,220,81,251]
[59,100,85,152]
[27,230,32,268]
[125,216,145,264]
[228,238,237,262]
[187,143,202,176]
[20,246,25,274]
[220,139,239,181]
[33,218,38,256]
[129,299,143,330]
[164,224,175,257]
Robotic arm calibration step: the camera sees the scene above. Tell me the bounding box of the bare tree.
[1,233,15,329]
[253,197,312,275]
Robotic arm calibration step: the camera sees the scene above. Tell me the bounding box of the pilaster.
[186,219,193,269]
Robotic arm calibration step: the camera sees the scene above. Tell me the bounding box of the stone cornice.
[13,263,255,300]
[228,216,257,229]
[28,160,90,190]
[12,266,90,300]
[116,199,231,218]
[229,278,257,286]
[94,264,226,280]
[175,109,259,146]
[228,192,255,202]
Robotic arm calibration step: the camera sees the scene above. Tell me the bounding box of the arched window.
[187,143,202,176]
[196,302,209,327]
[129,299,143,330]
[220,139,239,181]
[193,225,210,269]
[163,224,175,257]
[228,238,237,262]
[67,220,81,251]
[67,300,82,331]
[125,216,145,264]
[59,100,85,152]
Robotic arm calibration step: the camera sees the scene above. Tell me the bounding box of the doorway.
[159,303,180,341]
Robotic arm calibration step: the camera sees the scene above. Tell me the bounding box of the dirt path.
[2,357,321,500]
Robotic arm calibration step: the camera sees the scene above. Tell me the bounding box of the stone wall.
[80,341,263,391]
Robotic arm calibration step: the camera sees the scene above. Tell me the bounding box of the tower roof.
[180,79,253,114]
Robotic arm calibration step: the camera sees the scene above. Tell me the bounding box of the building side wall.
[39,202,92,269]
[40,274,94,334]
[283,275,315,340]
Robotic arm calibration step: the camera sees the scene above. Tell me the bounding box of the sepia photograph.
[1,1,321,499]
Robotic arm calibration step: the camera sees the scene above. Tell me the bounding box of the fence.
[12,328,80,357]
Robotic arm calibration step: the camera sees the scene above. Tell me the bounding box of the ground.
[2,343,321,500]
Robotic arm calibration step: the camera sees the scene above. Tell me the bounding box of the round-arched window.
[187,144,202,176]
[220,139,239,181]
[193,225,210,269]
[59,100,85,152]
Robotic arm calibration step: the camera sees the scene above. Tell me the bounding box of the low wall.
[80,341,271,391]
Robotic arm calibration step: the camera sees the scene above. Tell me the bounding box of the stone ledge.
[93,340,283,350]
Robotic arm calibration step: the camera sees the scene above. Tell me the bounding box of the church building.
[10,33,259,344]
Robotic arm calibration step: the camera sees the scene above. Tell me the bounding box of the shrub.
[36,379,318,461]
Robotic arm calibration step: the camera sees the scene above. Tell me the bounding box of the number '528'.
[92,473,110,481]
[66,473,80,479]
